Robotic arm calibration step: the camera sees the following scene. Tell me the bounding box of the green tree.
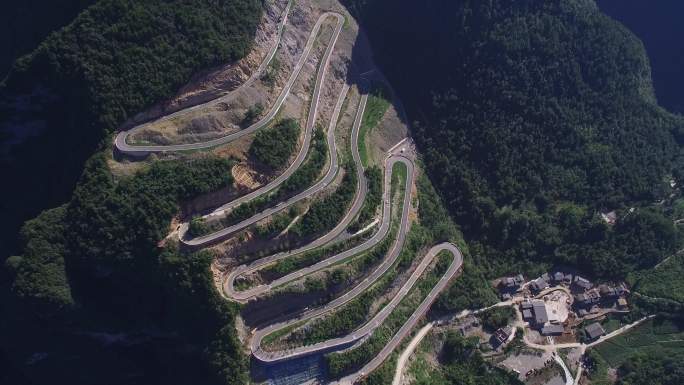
[189,216,210,237]
[249,118,300,170]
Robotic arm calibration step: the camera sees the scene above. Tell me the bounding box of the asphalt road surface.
[336,243,463,384]
[114,0,292,153]
[176,12,346,247]
[227,147,410,302]
[251,241,462,368]
[114,9,341,155]
[221,94,371,300]
[250,152,416,362]
[111,3,467,381]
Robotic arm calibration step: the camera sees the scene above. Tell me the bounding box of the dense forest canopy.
[3,154,245,385]
[1,0,261,383]
[617,354,684,385]
[249,118,300,170]
[0,0,262,258]
[597,0,684,114]
[439,331,522,385]
[2,0,684,383]
[343,0,684,277]
[0,0,95,77]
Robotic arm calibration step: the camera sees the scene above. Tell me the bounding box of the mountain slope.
[343,0,683,277]
[597,0,684,114]
[0,1,261,383]
[0,0,262,258]
[0,0,96,77]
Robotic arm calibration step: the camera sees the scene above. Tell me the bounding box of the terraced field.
[592,318,684,367]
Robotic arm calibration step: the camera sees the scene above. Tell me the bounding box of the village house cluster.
[497,270,630,343]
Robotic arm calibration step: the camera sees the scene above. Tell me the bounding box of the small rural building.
[573,276,592,292]
[522,309,533,320]
[585,323,606,340]
[493,326,513,345]
[552,271,573,285]
[617,297,628,309]
[598,283,628,299]
[530,276,550,293]
[574,289,601,307]
[541,324,564,336]
[598,284,619,298]
[501,274,524,291]
[601,211,618,225]
[532,301,549,325]
[521,300,549,326]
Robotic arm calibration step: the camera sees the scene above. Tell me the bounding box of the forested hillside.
[3,0,684,383]
[1,0,261,383]
[597,0,684,114]
[343,0,684,278]
[0,0,95,77]
[0,0,262,258]
[2,154,248,385]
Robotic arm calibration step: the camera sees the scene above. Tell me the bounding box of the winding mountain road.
[221,94,371,300]
[232,155,414,304]
[174,12,345,247]
[252,240,462,365]
[336,243,463,384]
[115,9,341,155]
[111,3,468,382]
[114,0,293,153]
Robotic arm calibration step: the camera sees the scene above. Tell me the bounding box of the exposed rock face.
[126,0,288,125]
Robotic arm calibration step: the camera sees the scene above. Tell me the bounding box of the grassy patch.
[359,86,391,167]
[601,316,622,334]
[191,128,328,238]
[326,252,452,378]
[253,207,299,238]
[249,118,299,170]
[558,348,577,378]
[261,320,306,348]
[348,166,383,233]
[391,161,408,193]
[591,318,684,368]
[261,55,281,87]
[407,351,448,385]
[630,253,684,302]
[477,306,515,332]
